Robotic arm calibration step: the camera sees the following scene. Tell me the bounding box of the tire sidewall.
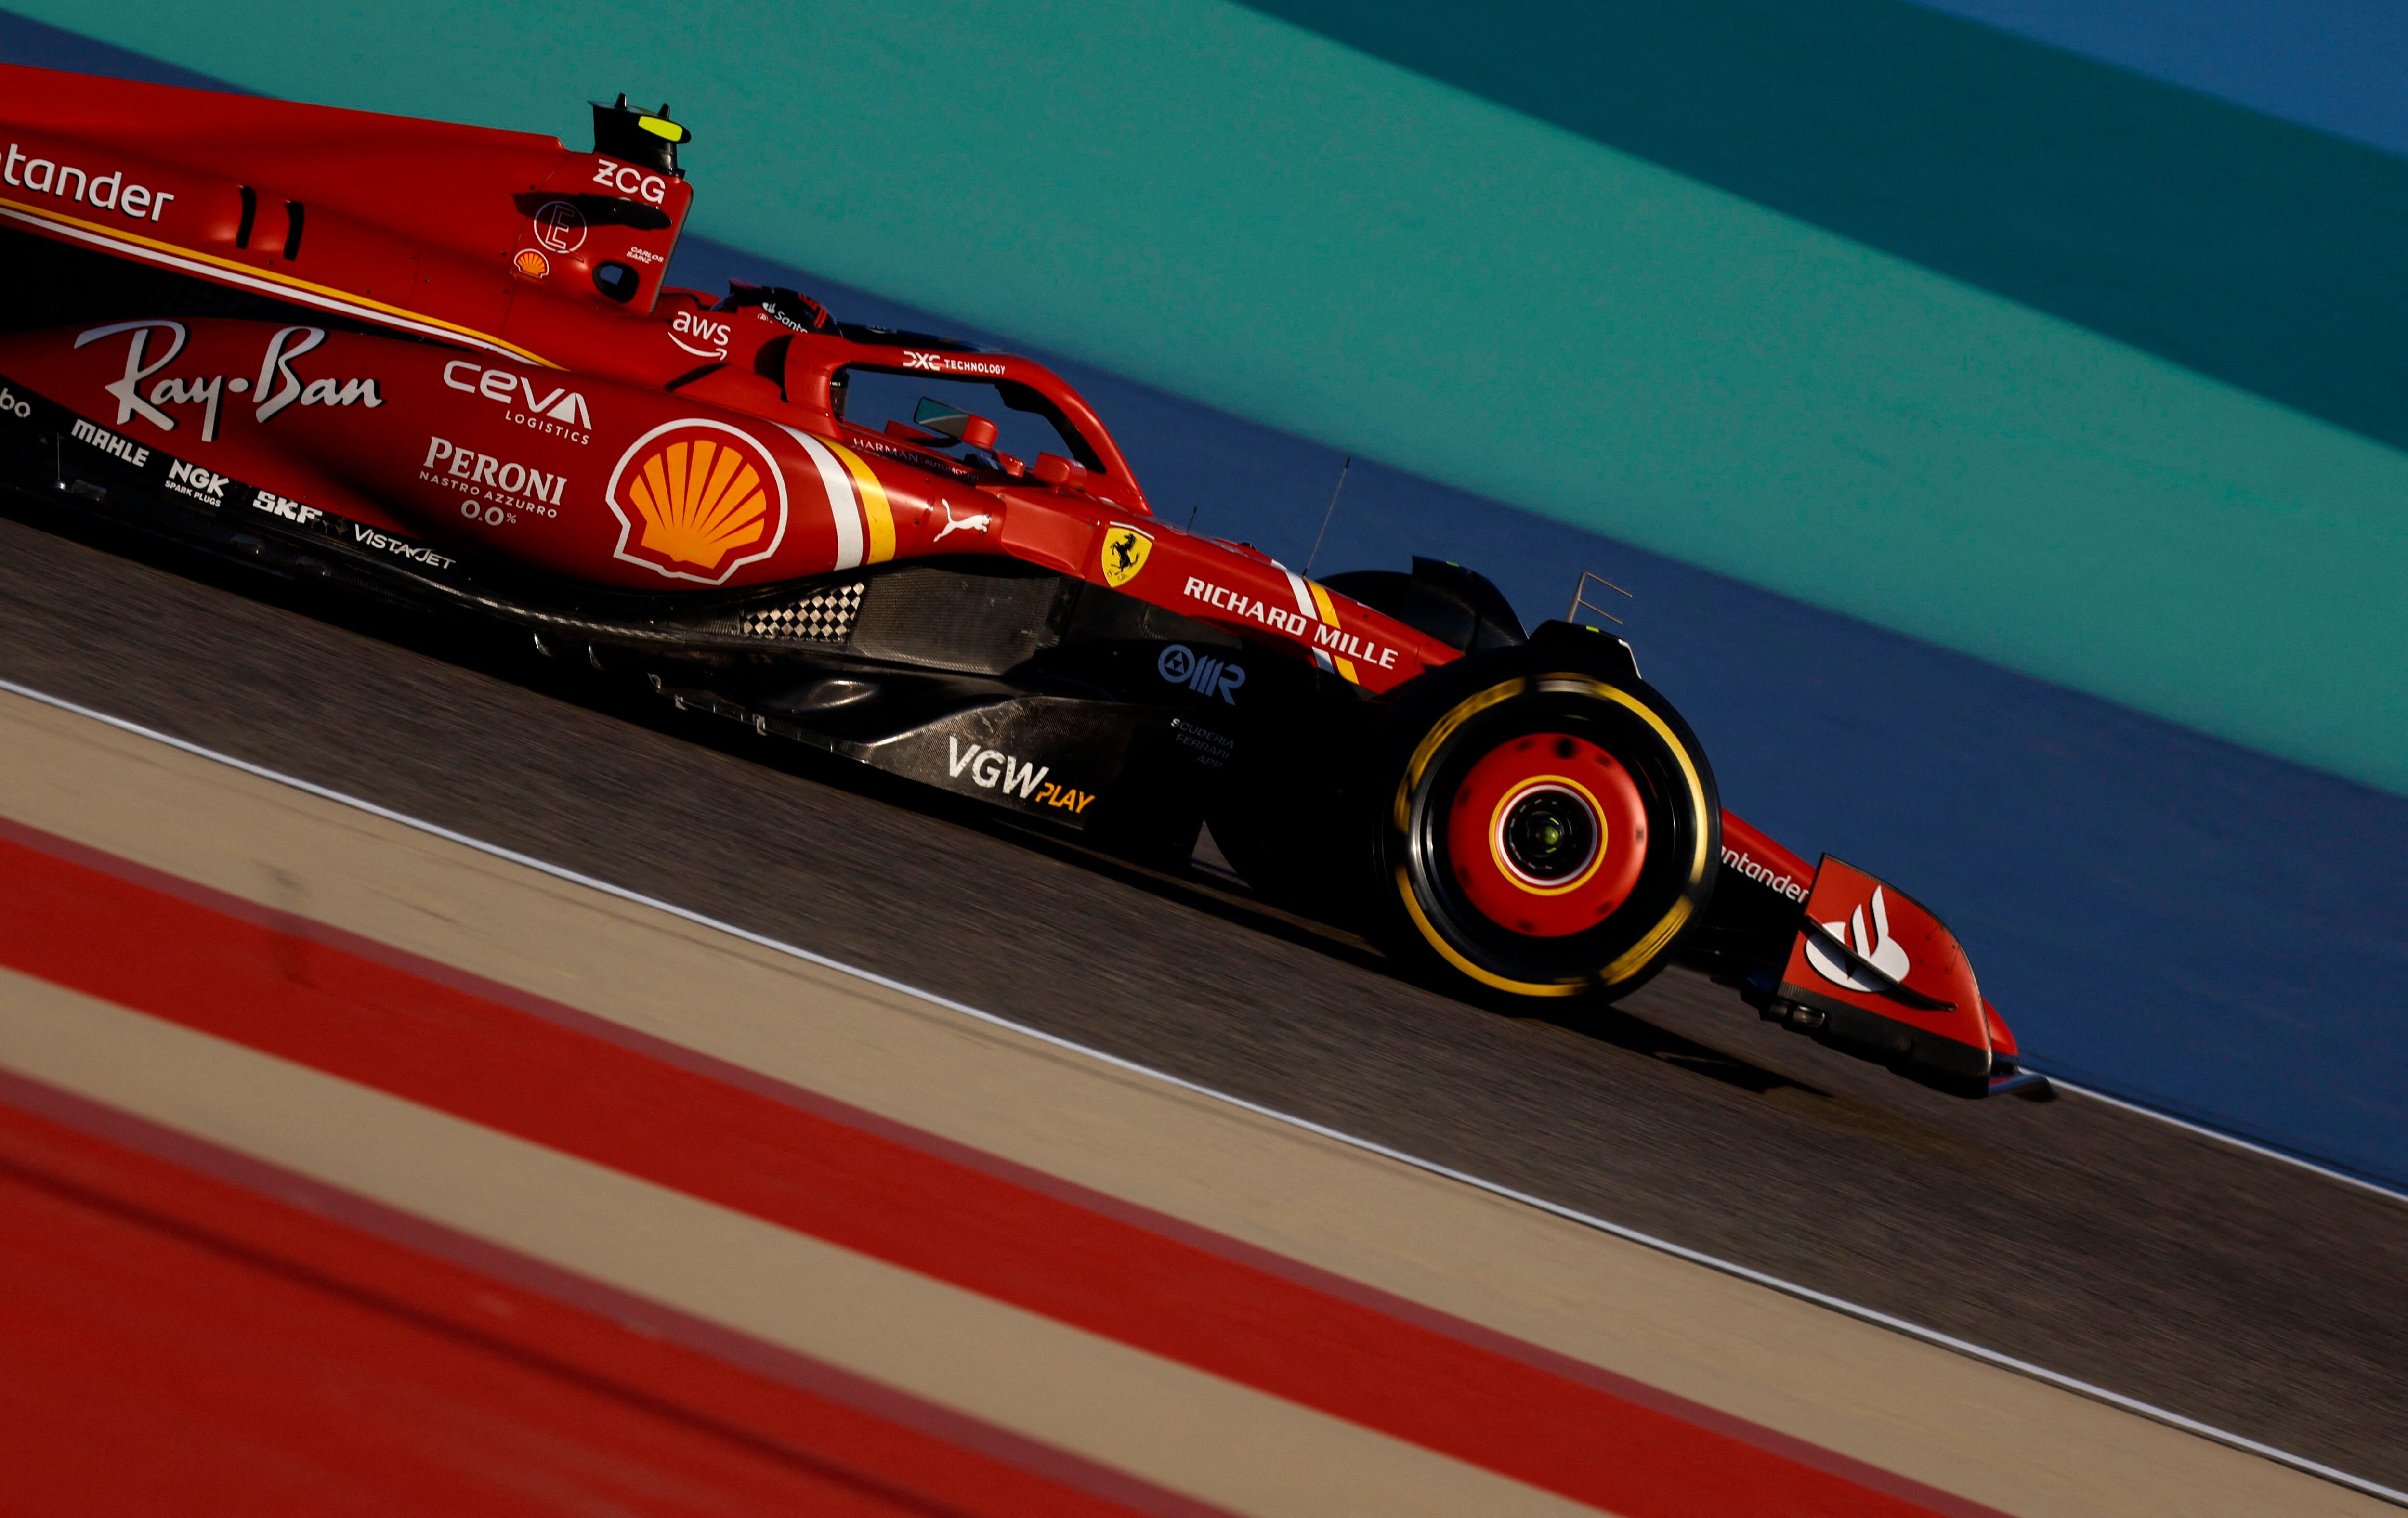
[1363,646,1721,1001]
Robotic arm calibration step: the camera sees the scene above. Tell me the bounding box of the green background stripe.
[28,0,2408,793]
[1247,0,2408,465]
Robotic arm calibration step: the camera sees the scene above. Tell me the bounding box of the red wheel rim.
[1443,732,1649,937]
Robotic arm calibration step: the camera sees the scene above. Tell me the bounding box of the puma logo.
[931,499,992,542]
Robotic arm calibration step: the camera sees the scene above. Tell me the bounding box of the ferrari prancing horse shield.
[1101,525,1152,588]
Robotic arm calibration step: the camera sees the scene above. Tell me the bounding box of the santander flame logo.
[1805,885,1911,992]
[605,420,789,585]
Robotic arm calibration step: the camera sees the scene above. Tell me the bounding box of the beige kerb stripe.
[0,970,1595,1518]
[0,689,2383,1518]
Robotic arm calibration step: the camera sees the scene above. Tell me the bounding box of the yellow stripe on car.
[829,442,898,563]
[0,197,557,367]
[1306,581,1361,682]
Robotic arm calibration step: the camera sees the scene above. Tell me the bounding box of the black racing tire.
[1362,645,1720,1003]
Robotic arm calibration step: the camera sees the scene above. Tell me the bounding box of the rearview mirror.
[913,397,999,451]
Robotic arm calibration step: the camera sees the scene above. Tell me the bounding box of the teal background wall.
[22,0,2408,796]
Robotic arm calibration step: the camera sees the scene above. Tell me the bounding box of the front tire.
[1364,648,1720,1002]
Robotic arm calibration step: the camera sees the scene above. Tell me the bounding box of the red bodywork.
[0,65,1453,692]
[0,64,2025,1090]
[1721,817,2014,1090]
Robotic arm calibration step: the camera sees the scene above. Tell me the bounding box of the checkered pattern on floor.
[738,582,865,643]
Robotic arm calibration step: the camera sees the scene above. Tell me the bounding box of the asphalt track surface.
[3,503,2405,1496]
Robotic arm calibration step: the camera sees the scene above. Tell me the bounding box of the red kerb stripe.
[0,1070,1190,1518]
[0,823,2001,1518]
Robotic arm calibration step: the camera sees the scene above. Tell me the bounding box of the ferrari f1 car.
[0,65,2045,1098]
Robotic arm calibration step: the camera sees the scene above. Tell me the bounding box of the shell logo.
[605,420,789,584]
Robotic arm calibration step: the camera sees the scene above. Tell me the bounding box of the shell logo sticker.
[606,420,789,585]
[1101,525,1152,588]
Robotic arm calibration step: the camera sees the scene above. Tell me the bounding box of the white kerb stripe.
[779,426,864,571]
[0,982,1591,1518]
[4,676,2401,1510]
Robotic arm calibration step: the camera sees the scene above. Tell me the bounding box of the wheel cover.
[1388,674,1714,997]
[1443,733,1647,937]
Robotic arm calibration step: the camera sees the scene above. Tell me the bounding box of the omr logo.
[1805,885,1911,992]
[1157,643,1245,705]
[605,420,789,584]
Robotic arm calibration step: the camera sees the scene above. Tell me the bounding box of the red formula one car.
[0,65,2044,1098]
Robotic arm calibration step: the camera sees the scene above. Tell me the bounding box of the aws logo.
[605,420,788,584]
[670,309,731,359]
